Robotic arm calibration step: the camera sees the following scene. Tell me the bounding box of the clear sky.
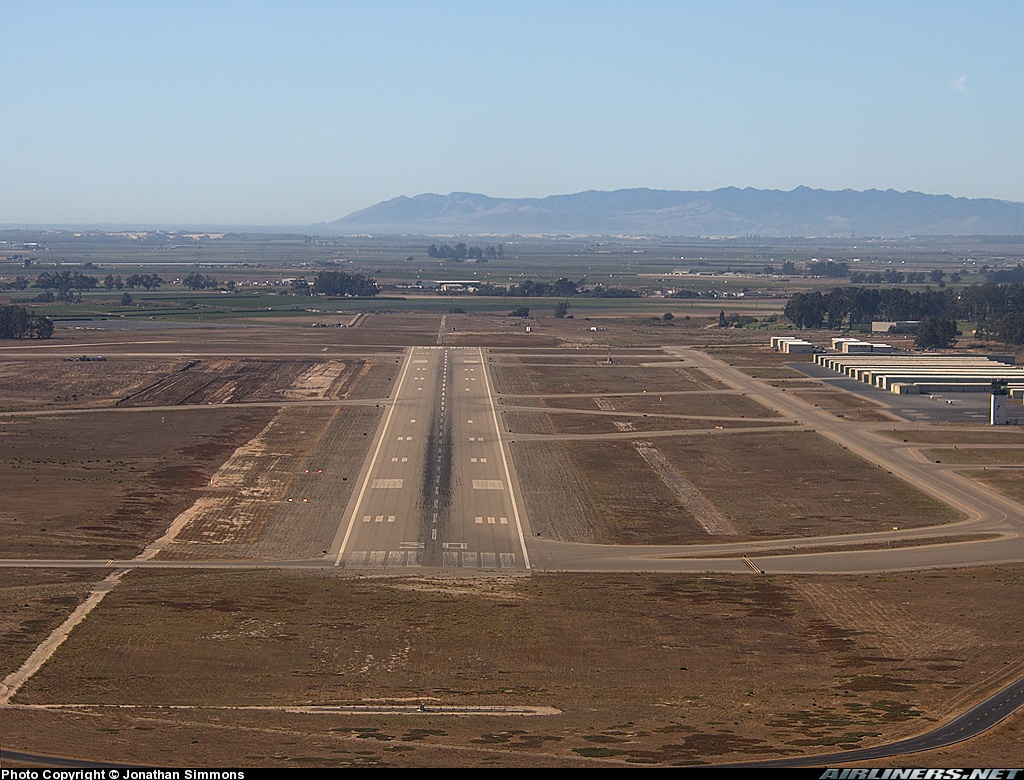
[2,0,1021,225]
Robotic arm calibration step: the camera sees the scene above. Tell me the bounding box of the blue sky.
[2,1,1021,224]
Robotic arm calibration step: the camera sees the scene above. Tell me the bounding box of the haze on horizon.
[2,1,1021,226]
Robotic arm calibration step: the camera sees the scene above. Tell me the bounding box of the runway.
[330,346,530,571]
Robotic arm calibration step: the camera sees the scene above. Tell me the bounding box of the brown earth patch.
[116,358,370,406]
[829,409,899,423]
[923,448,1024,466]
[962,470,1024,505]
[738,366,810,379]
[512,431,961,543]
[0,408,274,559]
[502,411,784,435]
[0,359,180,411]
[539,392,780,418]
[879,429,1024,445]
[489,363,725,395]
[346,356,402,399]
[164,405,382,559]
[0,569,101,678]
[7,567,1024,766]
[791,389,885,409]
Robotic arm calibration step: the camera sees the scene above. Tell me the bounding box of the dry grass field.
[512,432,962,543]
[0,359,179,411]
[502,411,783,436]
[880,428,1024,444]
[164,405,381,559]
[2,315,1023,767]
[537,391,781,418]
[4,567,1024,766]
[963,470,1024,505]
[0,569,101,678]
[922,448,1024,465]
[0,407,274,559]
[489,362,724,395]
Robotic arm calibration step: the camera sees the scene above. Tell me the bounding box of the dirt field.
[0,569,101,678]
[488,352,683,366]
[356,313,443,345]
[163,405,381,559]
[0,359,181,411]
[0,324,414,354]
[922,448,1024,465]
[502,411,784,436]
[880,428,1024,444]
[489,363,725,395]
[117,358,370,406]
[538,391,781,418]
[5,567,1024,766]
[0,354,393,410]
[791,389,886,410]
[0,408,274,558]
[512,432,961,544]
[962,470,1024,505]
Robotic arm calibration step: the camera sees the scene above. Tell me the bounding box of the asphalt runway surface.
[329,346,530,571]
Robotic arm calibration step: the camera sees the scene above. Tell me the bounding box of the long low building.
[814,352,1024,396]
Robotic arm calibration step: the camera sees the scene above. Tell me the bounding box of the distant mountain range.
[329,187,1024,237]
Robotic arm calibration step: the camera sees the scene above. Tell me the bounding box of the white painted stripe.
[368,551,385,566]
[500,553,516,569]
[372,478,403,488]
[479,347,532,571]
[474,516,483,524]
[462,552,478,567]
[472,479,503,490]
[480,552,496,568]
[362,515,371,523]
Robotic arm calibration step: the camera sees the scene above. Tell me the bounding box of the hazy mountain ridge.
[331,187,1024,237]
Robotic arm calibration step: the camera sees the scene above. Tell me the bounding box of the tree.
[783,292,826,329]
[662,312,674,321]
[312,271,380,297]
[32,270,98,302]
[508,306,530,318]
[183,272,218,291]
[0,304,53,339]
[553,300,571,318]
[915,316,958,349]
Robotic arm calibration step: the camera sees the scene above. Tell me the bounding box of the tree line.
[307,271,380,297]
[784,282,1024,345]
[0,304,53,339]
[427,243,503,261]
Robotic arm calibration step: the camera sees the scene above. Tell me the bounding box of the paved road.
[329,346,530,572]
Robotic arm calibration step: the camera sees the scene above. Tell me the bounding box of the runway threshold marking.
[334,346,417,566]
